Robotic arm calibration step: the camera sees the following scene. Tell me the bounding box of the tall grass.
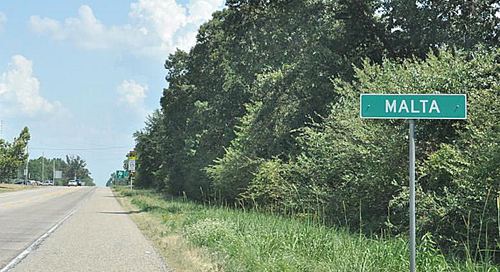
[115,187,499,272]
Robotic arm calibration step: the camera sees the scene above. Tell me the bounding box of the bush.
[286,49,499,261]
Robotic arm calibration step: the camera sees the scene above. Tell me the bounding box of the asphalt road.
[0,187,167,272]
[0,186,94,269]
[5,188,168,272]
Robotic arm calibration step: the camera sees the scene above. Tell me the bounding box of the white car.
[67,180,78,186]
[42,180,54,186]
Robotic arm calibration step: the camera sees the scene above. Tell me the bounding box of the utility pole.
[42,152,45,182]
[53,159,56,185]
[24,144,29,184]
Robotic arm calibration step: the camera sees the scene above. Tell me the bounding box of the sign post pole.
[409,119,416,272]
[128,150,136,190]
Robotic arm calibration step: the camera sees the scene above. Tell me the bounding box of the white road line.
[0,209,77,272]
[0,187,96,272]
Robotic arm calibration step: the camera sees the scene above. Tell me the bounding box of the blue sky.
[0,0,225,186]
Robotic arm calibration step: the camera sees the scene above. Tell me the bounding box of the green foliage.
[132,0,500,265]
[117,188,499,271]
[381,0,499,58]
[63,155,93,184]
[27,157,63,181]
[0,127,30,182]
[291,49,499,261]
[27,154,95,186]
[134,110,166,190]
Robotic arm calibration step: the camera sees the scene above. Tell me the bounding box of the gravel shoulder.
[11,187,168,272]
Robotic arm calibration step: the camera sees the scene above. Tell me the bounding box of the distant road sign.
[128,150,137,161]
[360,94,467,119]
[54,171,62,179]
[116,170,126,179]
[128,160,136,172]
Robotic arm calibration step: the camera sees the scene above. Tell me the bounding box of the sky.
[0,0,225,186]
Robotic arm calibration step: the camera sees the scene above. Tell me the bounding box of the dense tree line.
[28,155,95,186]
[133,0,499,262]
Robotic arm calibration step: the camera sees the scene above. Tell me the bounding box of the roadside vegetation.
[27,155,95,186]
[124,0,499,266]
[0,125,95,186]
[114,187,220,272]
[0,183,35,193]
[115,187,498,271]
[0,127,30,183]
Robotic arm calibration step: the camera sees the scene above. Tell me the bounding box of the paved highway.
[0,187,94,269]
[0,187,167,272]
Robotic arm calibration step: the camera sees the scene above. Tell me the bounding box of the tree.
[381,0,500,58]
[132,0,499,261]
[134,110,165,189]
[285,49,499,260]
[28,157,66,182]
[0,127,30,182]
[63,155,95,186]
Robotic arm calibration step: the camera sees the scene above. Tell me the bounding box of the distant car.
[41,180,54,186]
[67,180,78,186]
[14,180,28,185]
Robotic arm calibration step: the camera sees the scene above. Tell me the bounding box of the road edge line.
[0,187,96,272]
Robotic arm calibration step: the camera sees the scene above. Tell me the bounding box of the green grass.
[115,187,499,272]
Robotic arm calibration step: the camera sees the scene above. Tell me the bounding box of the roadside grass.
[0,183,35,193]
[114,187,499,272]
[113,187,220,272]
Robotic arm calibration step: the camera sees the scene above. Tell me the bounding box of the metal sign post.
[127,150,136,190]
[360,94,467,272]
[409,120,416,272]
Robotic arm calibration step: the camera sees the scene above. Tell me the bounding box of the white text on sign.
[385,99,440,114]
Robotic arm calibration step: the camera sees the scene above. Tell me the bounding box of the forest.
[132,0,499,262]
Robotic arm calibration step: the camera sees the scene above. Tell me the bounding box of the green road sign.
[116,170,129,179]
[360,94,467,119]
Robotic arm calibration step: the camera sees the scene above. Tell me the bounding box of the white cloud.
[0,12,6,31]
[187,0,224,22]
[30,6,149,50]
[30,16,64,39]
[117,80,147,109]
[130,0,187,43]
[0,55,61,116]
[29,0,225,56]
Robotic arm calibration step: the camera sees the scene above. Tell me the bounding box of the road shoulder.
[11,187,168,272]
[113,189,217,272]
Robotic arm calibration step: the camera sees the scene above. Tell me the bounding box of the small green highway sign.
[116,170,129,179]
[360,94,467,119]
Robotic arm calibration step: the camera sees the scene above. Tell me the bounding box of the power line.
[30,146,131,151]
